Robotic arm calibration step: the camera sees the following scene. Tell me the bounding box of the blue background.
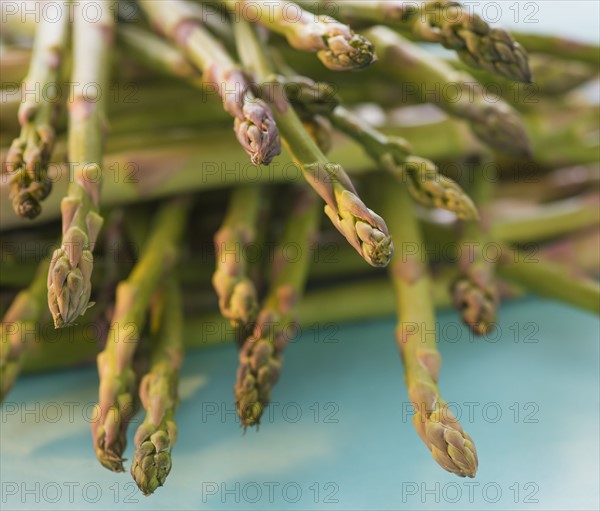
[2,299,599,510]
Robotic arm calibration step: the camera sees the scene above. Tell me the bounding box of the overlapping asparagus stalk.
[138,0,280,165]
[364,26,532,159]
[5,2,69,218]
[277,70,477,219]
[383,176,478,478]
[296,0,531,82]
[0,257,49,402]
[235,187,320,427]
[498,249,600,315]
[222,0,376,71]
[452,163,498,335]
[92,198,191,472]
[131,280,184,495]
[47,1,114,328]
[234,18,393,267]
[213,185,262,330]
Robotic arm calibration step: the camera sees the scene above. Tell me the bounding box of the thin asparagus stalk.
[131,280,184,495]
[6,3,69,218]
[138,0,280,165]
[92,197,191,472]
[222,0,376,71]
[267,56,477,219]
[287,75,477,218]
[118,25,203,86]
[452,163,499,335]
[296,0,531,82]
[47,1,114,328]
[364,26,532,159]
[234,18,393,267]
[451,53,599,100]
[512,32,600,67]
[235,186,320,427]
[383,176,478,478]
[498,249,600,315]
[0,257,49,401]
[213,185,262,330]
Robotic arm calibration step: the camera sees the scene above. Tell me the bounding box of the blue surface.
[1,298,599,510]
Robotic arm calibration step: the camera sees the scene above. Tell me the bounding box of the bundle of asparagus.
[1,0,599,496]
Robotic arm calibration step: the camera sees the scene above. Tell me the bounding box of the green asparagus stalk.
[131,280,184,495]
[117,25,203,86]
[235,187,320,427]
[213,185,262,330]
[296,0,531,82]
[451,53,599,101]
[383,176,478,478]
[364,26,532,159]
[267,57,477,219]
[512,32,600,67]
[5,3,69,218]
[234,18,393,267]
[452,163,498,335]
[222,0,376,71]
[47,1,114,328]
[138,0,281,165]
[328,103,477,219]
[0,257,49,401]
[498,249,600,315]
[92,197,191,472]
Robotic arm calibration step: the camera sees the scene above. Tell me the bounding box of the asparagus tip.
[318,32,377,71]
[452,276,499,336]
[131,432,173,496]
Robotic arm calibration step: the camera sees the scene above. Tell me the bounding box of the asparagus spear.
[131,280,184,495]
[234,18,393,267]
[296,0,531,82]
[512,32,600,67]
[0,257,49,401]
[498,248,600,315]
[5,3,69,219]
[276,71,477,219]
[221,0,376,71]
[382,175,478,478]
[47,1,114,328]
[364,26,532,159]
[138,0,281,165]
[92,197,191,472]
[235,187,320,427]
[213,185,262,330]
[452,163,499,335]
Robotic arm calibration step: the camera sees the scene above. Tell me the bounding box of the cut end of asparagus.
[452,276,499,336]
[131,429,174,496]
[318,32,377,71]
